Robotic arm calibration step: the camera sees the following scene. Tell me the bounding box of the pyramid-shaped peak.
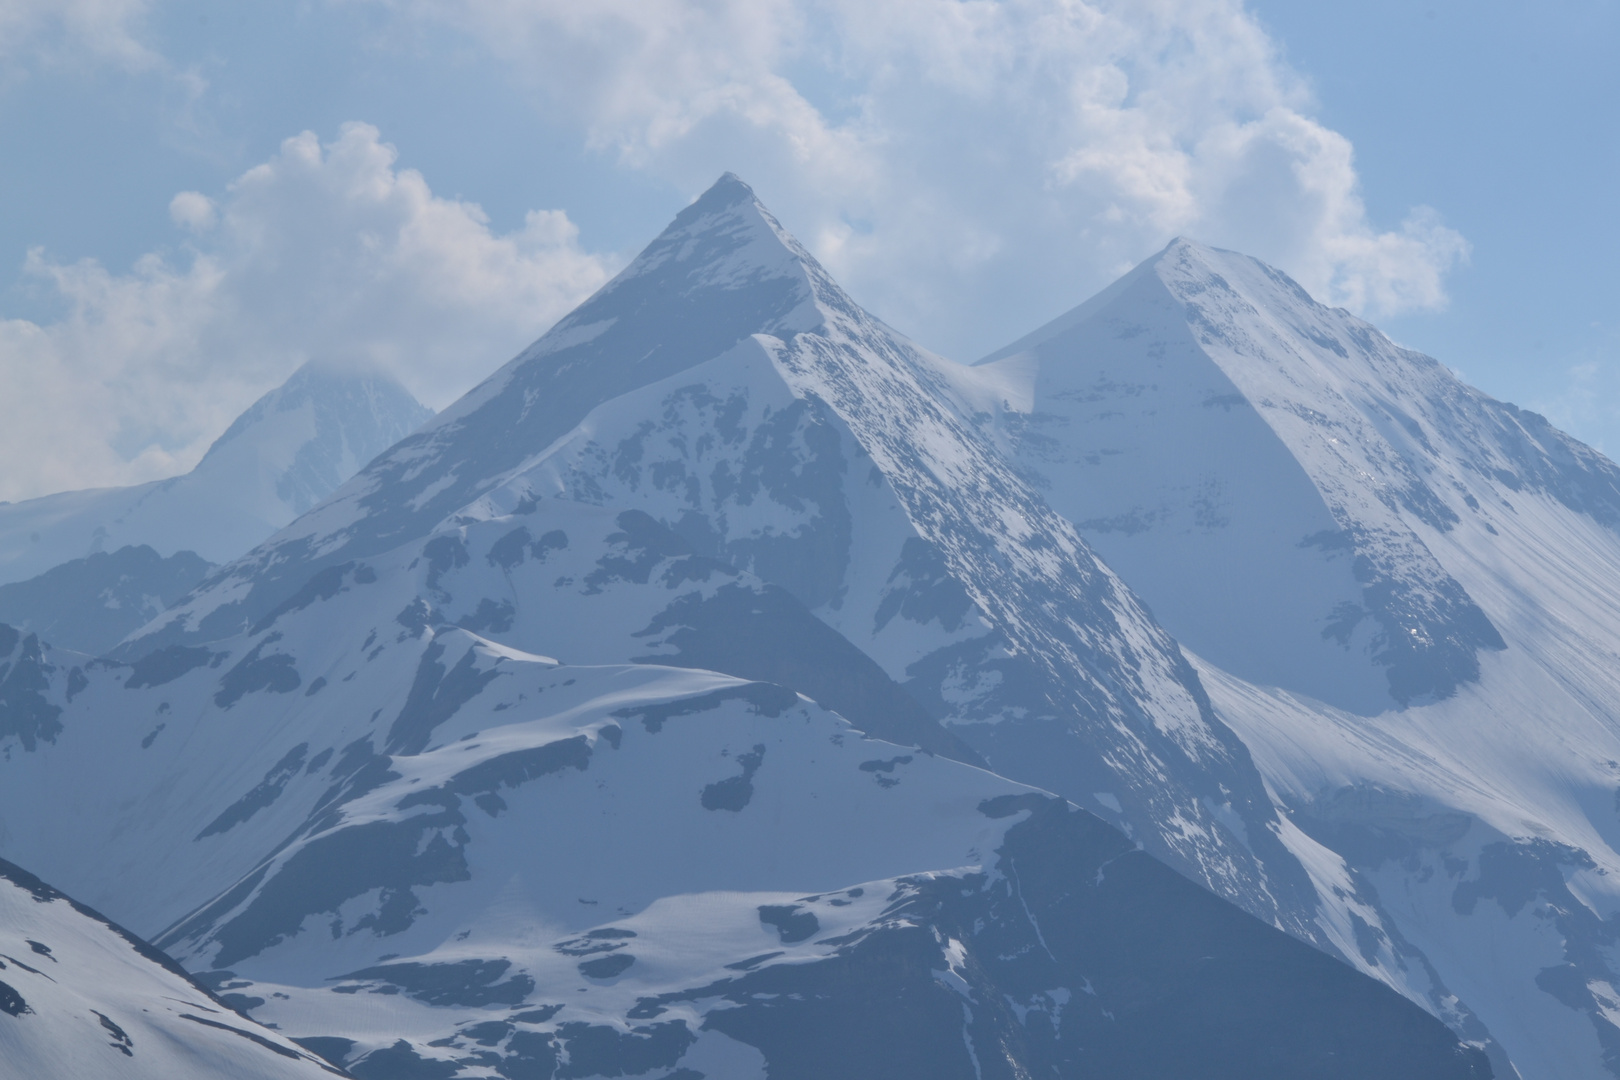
[199,359,430,466]
[1157,236,1246,276]
[611,172,823,298]
[1160,234,1217,257]
[1138,236,1266,294]
[1148,235,1261,269]
[655,172,768,241]
[1148,237,1328,313]
[482,171,836,374]
[278,356,410,390]
[692,171,758,209]
[223,170,856,587]
[980,237,1327,365]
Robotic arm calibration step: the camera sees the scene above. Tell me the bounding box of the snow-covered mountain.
[136,176,1323,942]
[0,181,1495,1077]
[0,360,433,585]
[979,236,1620,1079]
[0,855,342,1078]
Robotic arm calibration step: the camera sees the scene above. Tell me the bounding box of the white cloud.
[0,0,208,123]
[378,0,1468,356]
[0,0,1474,501]
[0,0,159,71]
[0,123,612,502]
[168,191,217,232]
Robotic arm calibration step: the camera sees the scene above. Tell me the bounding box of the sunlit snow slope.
[0,857,341,1079]
[981,237,1620,1080]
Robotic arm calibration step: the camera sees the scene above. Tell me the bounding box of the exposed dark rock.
[423,537,470,599]
[627,796,1490,1080]
[334,960,535,1008]
[178,1012,303,1060]
[350,1039,459,1079]
[215,635,301,707]
[196,743,311,840]
[874,538,975,635]
[94,1009,135,1056]
[636,579,984,765]
[0,978,28,1016]
[701,743,765,811]
[165,813,471,969]
[458,598,516,635]
[251,562,363,635]
[125,644,217,689]
[386,637,501,755]
[0,545,213,656]
[577,954,635,980]
[0,629,62,751]
[292,1036,355,1068]
[552,1020,692,1079]
[757,904,819,944]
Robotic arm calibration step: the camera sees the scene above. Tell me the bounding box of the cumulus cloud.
[381,0,1468,355]
[0,0,1472,501]
[168,190,217,232]
[0,123,612,502]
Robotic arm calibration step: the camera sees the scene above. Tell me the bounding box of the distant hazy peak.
[201,359,426,460]
[192,359,434,519]
[0,361,435,584]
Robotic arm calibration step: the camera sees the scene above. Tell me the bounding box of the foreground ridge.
[0,855,344,1078]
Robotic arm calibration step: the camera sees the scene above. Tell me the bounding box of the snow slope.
[0,600,1485,1079]
[0,360,433,584]
[980,236,1620,1079]
[0,856,341,1079]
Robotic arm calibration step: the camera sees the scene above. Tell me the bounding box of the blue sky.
[1250,0,1620,447]
[0,0,1614,500]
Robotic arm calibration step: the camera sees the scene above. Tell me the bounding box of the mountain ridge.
[0,854,346,1079]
